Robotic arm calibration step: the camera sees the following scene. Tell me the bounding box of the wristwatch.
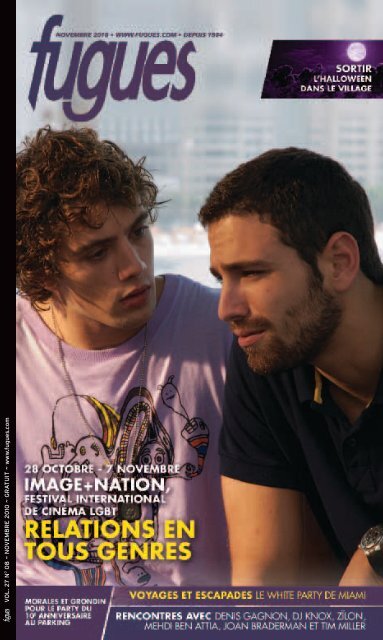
[359,524,383,577]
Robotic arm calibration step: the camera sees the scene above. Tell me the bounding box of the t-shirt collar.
[293,364,383,407]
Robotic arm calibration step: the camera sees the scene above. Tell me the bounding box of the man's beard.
[238,273,342,375]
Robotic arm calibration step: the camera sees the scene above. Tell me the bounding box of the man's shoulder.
[169,273,219,300]
[164,273,221,317]
[16,295,33,352]
[160,274,232,350]
[16,294,48,347]
[16,294,30,324]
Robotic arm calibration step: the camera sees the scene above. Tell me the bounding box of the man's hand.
[340,548,383,586]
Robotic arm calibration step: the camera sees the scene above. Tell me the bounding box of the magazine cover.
[14,1,383,638]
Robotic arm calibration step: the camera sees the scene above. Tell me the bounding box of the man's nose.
[117,241,146,280]
[218,282,249,323]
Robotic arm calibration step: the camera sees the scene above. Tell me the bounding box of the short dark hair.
[16,126,159,306]
[199,147,383,284]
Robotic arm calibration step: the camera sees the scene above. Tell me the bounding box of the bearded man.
[199,148,383,586]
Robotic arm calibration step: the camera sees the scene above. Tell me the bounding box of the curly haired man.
[16,127,231,589]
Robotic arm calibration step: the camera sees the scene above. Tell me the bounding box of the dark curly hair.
[199,147,383,285]
[17,126,160,306]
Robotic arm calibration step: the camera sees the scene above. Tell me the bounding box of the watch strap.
[365,550,383,578]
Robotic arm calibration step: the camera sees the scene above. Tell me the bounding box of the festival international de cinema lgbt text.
[22,457,198,560]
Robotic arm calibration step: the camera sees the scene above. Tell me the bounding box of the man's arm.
[222,476,343,585]
[223,476,383,586]
[222,476,305,585]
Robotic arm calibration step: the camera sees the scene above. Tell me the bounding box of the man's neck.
[313,283,383,406]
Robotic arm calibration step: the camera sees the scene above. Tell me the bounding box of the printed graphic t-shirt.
[16,274,232,587]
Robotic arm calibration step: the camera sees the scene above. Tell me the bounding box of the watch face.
[362,525,383,550]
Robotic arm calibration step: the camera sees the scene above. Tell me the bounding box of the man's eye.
[86,248,107,261]
[214,275,223,285]
[242,270,268,278]
[133,225,149,238]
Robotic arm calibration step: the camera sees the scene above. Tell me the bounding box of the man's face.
[208,214,342,374]
[54,204,156,341]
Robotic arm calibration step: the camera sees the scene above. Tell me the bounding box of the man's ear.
[317,232,360,293]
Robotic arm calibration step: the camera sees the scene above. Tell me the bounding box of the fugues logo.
[28,15,197,121]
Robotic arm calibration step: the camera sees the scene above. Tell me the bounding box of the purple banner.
[262,40,383,98]
[16,586,383,638]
